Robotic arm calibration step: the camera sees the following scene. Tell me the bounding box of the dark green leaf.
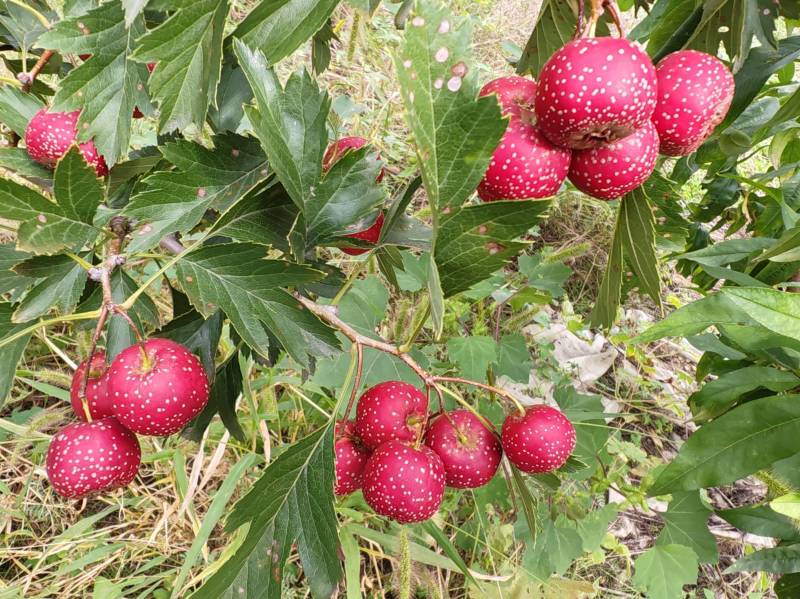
[656,491,718,563]
[717,504,800,540]
[689,366,800,421]
[184,351,245,441]
[619,188,661,308]
[435,200,549,297]
[133,0,228,133]
[157,290,222,377]
[727,544,800,574]
[0,84,44,137]
[123,134,269,252]
[447,335,496,382]
[208,57,253,133]
[396,3,506,211]
[590,209,624,329]
[176,243,340,365]
[189,425,340,599]
[649,395,800,495]
[0,303,32,407]
[12,254,86,322]
[0,147,53,180]
[777,573,800,599]
[516,0,577,77]
[495,333,533,382]
[0,148,101,254]
[36,2,149,165]
[232,0,340,64]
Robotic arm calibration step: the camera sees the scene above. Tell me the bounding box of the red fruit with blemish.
[70,351,113,421]
[479,75,537,117]
[107,338,210,436]
[478,118,571,201]
[334,420,371,496]
[46,417,141,499]
[568,120,659,200]
[323,136,385,182]
[424,409,502,489]
[362,440,445,523]
[25,108,108,176]
[355,381,428,450]
[501,405,576,473]
[535,37,657,150]
[340,212,385,256]
[652,50,735,156]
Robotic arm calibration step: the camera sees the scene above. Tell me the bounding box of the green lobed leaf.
[184,351,245,442]
[0,243,33,296]
[35,1,150,166]
[522,517,583,580]
[189,425,340,599]
[0,147,53,180]
[679,237,776,266]
[0,148,101,254]
[122,0,149,26]
[689,365,800,421]
[632,544,699,599]
[396,2,506,211]
[590,209,625,329]
[0,303,32,408]
[123,134,269,253]
[655,491,719,564]
[232,0,340,64]
[726,544,800,574]
[446,335,496,383]
[649,395,800,495]
[12,254,86,323]
[133,0,228,133]
[619,188,662,309]
[495,333,533,382]
[175,242,340,366]
[435,200,548,297]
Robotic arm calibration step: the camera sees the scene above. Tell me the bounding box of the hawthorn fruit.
[25,108,108,176]
[334,420,371,496]
[355,381,428,449]
[501,405,576,473]
[70,351,113,421]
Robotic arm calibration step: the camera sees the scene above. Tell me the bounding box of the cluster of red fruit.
[46,339,210,499]
[334,381,577,523]
[477,40,734,201]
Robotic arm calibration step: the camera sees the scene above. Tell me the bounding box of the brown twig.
[602,0,625,37]
[78,304,109,421]
[18,50,54,92]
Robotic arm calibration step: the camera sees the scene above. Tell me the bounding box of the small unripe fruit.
[25,108,108,176]
[478,118,571,201]
[568,120,659,200]
[501,405,576,473]
[107,338,210,436]
[652,50,735,156]
[334,420,371,496]
[479,75,537,117]
[355,381,428,450]
[70,351,113,421]
[46,417,141,499]
[424,410,502,489]
[535,37,657,149]
[362,440,445,523]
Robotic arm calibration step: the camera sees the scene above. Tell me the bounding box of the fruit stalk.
[18,50,54,92]
[573,0,585,40]
[602,0,625,37]
[432,375,527,416]
[342,341,364,420]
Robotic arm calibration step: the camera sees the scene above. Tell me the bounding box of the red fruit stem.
[603,0,625,38]
[79,304,109,422]
[573,0,586,40]
[19,50,54,92]
[583,0,625,38]
[431,376,527,416]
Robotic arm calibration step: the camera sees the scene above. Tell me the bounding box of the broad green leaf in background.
[123,134,269,252]
[0,148,101,254]
[772,493,800,520]
[133,0,228,133]
[0,303,32,408]
[336,276,389,335]
[12,254,86,322]
[516,0,577,77]
[189,426,340,599]
[649,395,800,495]
[495,333,533,382]
[435,200,548,297]
[35,1,150,165]
[518,254,571,298]
[0,244,33,296]
[522,517,584,580]
[726,544,800,574]
[656,491,719,563]
[679,237,776,266]
[0,84,43,137]
[632,544,699,599]
[184,352,246,441]
[619,188,662,309]
[632,0,703,60]
[689,366,800,421]
[717,504,800,540]
[447,335,497,383]
[157,290,223,378]
[235,41,384,246]
[176,243,340,365]
[232,0,341,64]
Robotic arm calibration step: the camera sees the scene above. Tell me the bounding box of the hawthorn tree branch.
[18,50,55,92]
